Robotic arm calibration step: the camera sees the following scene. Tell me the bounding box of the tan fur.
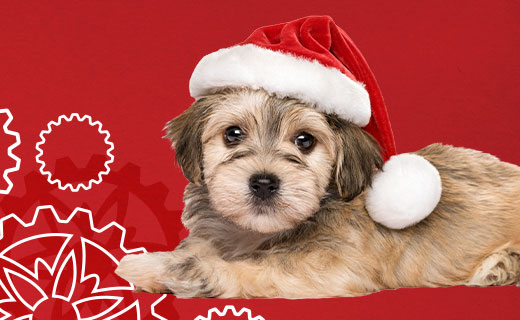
[116,89,520,298]
[201,90,335,233]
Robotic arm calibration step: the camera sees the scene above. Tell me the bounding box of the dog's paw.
[159,251,223,298]
[115,251,222,297]
[116,252,173,293]
[469,251,520,286]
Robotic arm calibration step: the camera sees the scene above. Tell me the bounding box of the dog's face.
[166,88,382,233]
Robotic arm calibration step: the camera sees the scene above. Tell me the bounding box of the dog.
[115,87,520,298]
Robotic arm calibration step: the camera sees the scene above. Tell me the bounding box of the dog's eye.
[224,126,244,145]
[294,132,315,151]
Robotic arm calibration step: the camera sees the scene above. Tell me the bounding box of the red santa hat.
[189,16,442,229]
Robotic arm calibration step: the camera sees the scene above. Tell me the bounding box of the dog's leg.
[116,240,234,297]
[115,238,378,298]
[115,252,174,293]
[468,250,520,286]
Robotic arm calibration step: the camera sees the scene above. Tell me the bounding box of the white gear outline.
[0,108,21,195]
[0,205,167,320]
[35,113,115,192]
[194,305,265,320]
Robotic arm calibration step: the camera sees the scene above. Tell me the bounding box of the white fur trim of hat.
[189,44,371,127]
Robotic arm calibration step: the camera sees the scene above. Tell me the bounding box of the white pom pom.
[365,153,442,229]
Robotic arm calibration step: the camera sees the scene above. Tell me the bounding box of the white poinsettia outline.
[0,108,21,195]
[3,269,47,312]
[194,305,265,320]
[35,113,115,192]
[80,238,133,293]
[51,250,77,302]
[0,234,73,281]
[0,205,167,320]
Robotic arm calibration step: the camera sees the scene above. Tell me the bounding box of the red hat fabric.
[241,16,396,161]
[189,16,442,229]
[190,15,396,160]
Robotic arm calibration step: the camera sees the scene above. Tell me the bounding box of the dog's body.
[116,89,520,298]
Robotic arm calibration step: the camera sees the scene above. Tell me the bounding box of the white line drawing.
[150,294,167,320]
[35,113,115,192]
[0,108,21,195]
[0,205,167,320]
[194,305,265,320]
[4,269,47,312]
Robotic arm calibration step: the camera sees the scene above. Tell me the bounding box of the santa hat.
[189,16,442,229]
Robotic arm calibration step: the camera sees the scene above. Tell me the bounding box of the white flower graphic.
[0,205,166,320]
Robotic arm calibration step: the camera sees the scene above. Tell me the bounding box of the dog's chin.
[237,214,295,234]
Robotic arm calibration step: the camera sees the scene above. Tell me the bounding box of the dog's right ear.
[164,98,212,185]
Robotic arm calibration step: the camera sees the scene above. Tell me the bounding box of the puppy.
[115,88,520,298]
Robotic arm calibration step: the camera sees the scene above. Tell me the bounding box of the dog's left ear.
[327,114,383,201]
[164,98,212,185]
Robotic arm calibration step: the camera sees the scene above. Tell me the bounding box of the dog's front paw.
[116,252,172,293]
[160,252,223,298]
[116,251,223,298]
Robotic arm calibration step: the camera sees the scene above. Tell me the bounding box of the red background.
[1,0,519,319]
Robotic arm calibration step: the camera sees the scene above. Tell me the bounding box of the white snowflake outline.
[35,113,115,192]
[194,305,265,320]
[0,108,21,195]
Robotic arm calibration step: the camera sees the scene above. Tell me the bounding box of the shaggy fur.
[116,88,520,298]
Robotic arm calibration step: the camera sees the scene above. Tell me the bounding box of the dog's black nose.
[249,173,280,200]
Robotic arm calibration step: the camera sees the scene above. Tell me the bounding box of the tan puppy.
[115,88,520,298]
